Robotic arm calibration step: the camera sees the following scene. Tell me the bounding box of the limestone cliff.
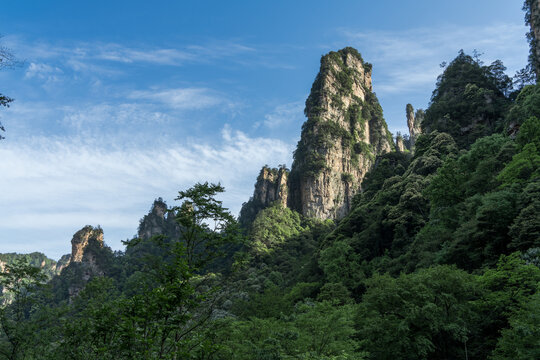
[406,104,423,150]
[70,225,104,263]
[289,47,394,219]
[395,134,406,152]
[527,0,540,78]
[239,166,289,227]
[54,225,109,298]
[137,198,180,240]
[240,47,394,223]
[55,254,71,273]
[70,226,105,282]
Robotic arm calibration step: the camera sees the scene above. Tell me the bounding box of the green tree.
[56,183,243,359]
[491,292,540,360]
[250,203,304,254]
[424,51,511,148]
[0,37,16,140]
[0,258,46,360]
[472,252,540,358]
[522,0,540,81]
[356,266,477,360]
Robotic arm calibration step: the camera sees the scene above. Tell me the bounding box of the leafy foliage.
[2,13,540,358]
[250,203,304,254]
[424,51,511,148]
[0,36,16,140]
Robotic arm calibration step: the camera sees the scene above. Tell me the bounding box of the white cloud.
[128,88,225,110]
[262,101,304,129]
[24,62,63,82]
[340,23,529,95]
[8,38,258,71]
[0,128,293,258]
[92,44,195,65]
[60,102,174,132]
[90,42,256,66]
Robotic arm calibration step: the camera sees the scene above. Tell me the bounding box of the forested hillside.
[0,2,539,359]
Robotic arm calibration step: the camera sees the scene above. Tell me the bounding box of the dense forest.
[1,2,539,360]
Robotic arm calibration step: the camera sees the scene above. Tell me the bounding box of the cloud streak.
[128,88,226,110]
[262,101,304,129]
[340,23,529,95]
[0,128,293,259]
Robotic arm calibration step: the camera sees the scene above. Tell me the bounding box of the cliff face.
[240,47,394,223]
[239,166,289,227]
[54,201,178,300]
[58,225,107,298]
[406,104,423,150]
[289,47,393,219]
[137,198,179,240]
[254,167,289,208]
[70,225,104,263]
[396,135,406,152]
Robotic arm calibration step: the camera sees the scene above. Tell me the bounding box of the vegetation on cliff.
[294,47,392,179]
[1,6,540,357]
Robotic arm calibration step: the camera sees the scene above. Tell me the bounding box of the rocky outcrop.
[137,198,180,240]
[240,47,394,223]
[50,225,109,299]
[55,254,71,273]
[396,135,406,152]
[288,47,393,219]
[254,166,289,208]
[239,166,289,227]
[406,104,423,150]
[70,225,104,263]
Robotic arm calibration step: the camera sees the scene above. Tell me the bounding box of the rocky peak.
[240,47,394,224]
[59,226,108,299]
[138,198,179,240]
[239,166,289,227]
[289,47,393,219]
[55,254,71,273]
[406,104,423,150]
[254,166,289,208]
[395,134,406,152]
[70,225,104,263]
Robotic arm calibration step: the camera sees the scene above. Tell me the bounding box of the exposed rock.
[240,48,394,223]
[137,198,180,240]
[406,104,423,150]
[70,225,104,263]
[55,254,71,273]
[289,47,393,219]
[57,225,108,299]
[396,135,406,152]
[254,166,289,208]
[239,166,289,227]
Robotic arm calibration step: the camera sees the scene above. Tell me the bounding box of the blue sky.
[0,0,530,259]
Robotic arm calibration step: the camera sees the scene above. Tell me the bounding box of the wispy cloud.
[92,44,195,65]
[0,128,293,258]
[128,88,226,110]
[261,101,304,129]
[24,62,63,80]
[60,102,174,133]
[339,23,529,95]
[6,36,261,75]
